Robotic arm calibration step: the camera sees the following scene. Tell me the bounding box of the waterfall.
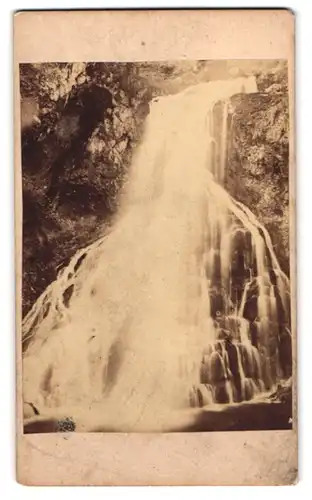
[22,76,292,431]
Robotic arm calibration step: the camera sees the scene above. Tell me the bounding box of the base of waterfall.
[23,379,292,434]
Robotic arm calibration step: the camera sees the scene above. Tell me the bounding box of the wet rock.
[214,340,224,355]
[189,384,213,407]
[24,418,60,434]
[214,381,231,404]
[250,321,259,347]
[225,340,239,377]
[238,343,254,378]
[278,328,292,378]
[214,341,233,380]
[223,350,232,380]
[251,346,262,380]
[200,360,210,384]
[199,384,214,407]
[259,347,273,390]
[23,401,40,419]
[275,289,287,325]
[243,378,255,401]
[267,337,280,384]
[243,294,258,322]
[255,379,265,393]
[231,233,249,289]
[210,351,227,384]
[212,252,222,286]
[269,377,292,404]
[184,398,292,432]
[209,288,226,318]
[225,340,243,400]
[217,328,232,341]
[230,383,238,402]
[222,316,241,339]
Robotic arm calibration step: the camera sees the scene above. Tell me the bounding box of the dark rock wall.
[20,62,151,315]
[226,65,290,274]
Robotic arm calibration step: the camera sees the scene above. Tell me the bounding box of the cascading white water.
[22,76,291,431]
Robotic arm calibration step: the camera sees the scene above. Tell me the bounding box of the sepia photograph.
[19,59,293,434]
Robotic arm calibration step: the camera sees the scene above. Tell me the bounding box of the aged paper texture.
[14,9,297,485]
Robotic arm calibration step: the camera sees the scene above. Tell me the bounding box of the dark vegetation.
[20,60,290,316]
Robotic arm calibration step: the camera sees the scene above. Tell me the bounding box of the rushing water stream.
[22,76,292,431]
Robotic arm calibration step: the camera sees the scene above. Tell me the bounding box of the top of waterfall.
[151,76,258,108]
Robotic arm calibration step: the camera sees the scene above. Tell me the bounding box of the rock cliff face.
[21,62,151,315]
[226,65,290,275]
[20,61,290,315]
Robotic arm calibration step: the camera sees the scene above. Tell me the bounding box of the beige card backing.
[14,9,297,486]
